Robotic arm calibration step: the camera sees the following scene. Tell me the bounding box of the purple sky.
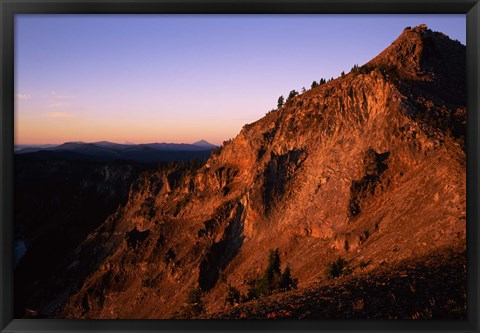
[15,15,465,146]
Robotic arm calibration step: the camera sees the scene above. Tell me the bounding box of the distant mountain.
[15,141,216,163]
[14,144,59,152]
[91,141,131,149]
[193,140,217,149]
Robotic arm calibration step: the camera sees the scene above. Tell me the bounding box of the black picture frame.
[1,1,479,332]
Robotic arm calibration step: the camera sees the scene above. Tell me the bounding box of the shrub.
[326,257,347,279]
[246,277,261,300]
[225,284,241,306]
[178,287,206,318]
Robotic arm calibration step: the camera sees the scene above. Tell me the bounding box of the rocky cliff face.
[39,25,466,319]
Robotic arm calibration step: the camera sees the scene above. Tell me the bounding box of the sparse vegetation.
[287,90,298,101]
[352,298,365,312]
[326,257,347,279]
[245,249,298,301]
[225,284,241,306]
[359,65,374,75]
[356,63,402,82]
[210,138,233,157]
[246,276,261,301]
[208,248,466,319]
[177,287,206,318]
[279,265,298,291]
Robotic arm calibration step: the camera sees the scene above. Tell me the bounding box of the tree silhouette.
[287,90,298,101]
[279,265,298,291]
[245,249,298,301]
[264,248,281,291]
[326,257,347,279]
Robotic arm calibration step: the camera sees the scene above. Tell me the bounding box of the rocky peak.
[366,25,465,87]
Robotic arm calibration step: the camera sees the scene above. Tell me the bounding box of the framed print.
[1,1,479,332]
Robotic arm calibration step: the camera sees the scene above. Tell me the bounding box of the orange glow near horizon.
[14,108,237,146]
[16,15,465,147]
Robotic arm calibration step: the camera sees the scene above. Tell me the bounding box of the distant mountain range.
[15,140,218,163]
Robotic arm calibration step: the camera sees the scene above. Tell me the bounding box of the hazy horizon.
[15,14,465,146]
[15,138,217,146]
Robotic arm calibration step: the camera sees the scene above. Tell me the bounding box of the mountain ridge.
[15,140,217,163]
[16,25,466,319]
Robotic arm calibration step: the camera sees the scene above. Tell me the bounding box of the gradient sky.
[15,14,465,146]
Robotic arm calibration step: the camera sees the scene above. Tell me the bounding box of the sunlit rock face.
[28,25,466,319]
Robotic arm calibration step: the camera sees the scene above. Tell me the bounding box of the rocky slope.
[14,156,153,317]
[25,25,465,319]
[204,245,466,319]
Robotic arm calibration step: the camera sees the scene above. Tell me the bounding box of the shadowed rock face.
[348,149,390,219]
[20,25,465,319]
[199,202,245,292]
[13,157,151,317]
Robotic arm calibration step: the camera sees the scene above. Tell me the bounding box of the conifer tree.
[280,265,298,291]
[287,90,298,101]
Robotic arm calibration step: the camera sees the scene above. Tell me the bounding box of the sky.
[15,14,466,146]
